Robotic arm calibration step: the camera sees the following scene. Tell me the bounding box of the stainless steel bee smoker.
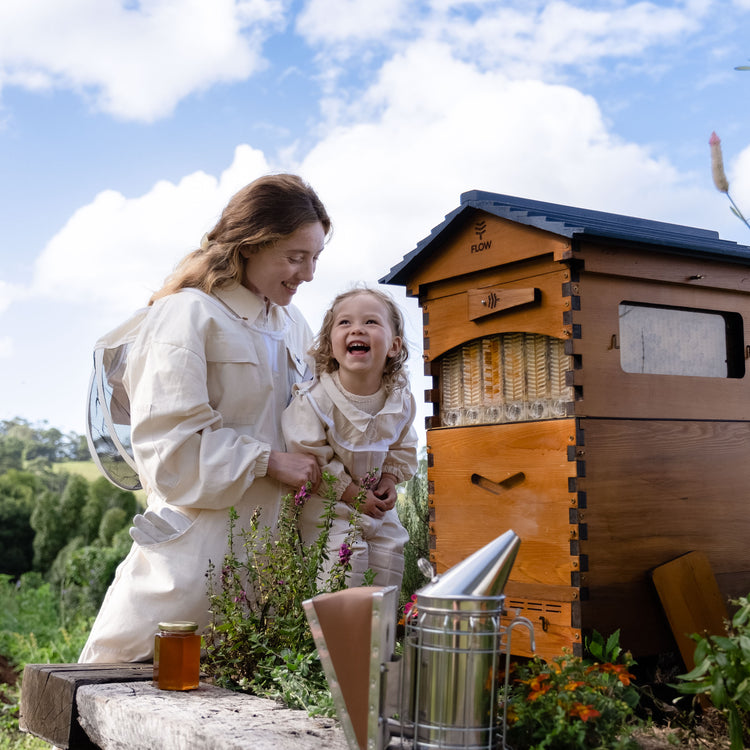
[399,530,534,750]
[304,530,534,750]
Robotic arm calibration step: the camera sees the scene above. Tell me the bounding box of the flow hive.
[381,191,750,659]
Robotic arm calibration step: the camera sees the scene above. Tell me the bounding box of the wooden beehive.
[381,191,750,660]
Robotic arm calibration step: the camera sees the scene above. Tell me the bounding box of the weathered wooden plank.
[74,681,350,750]
[652,551,729,671]
[19,663,153,749]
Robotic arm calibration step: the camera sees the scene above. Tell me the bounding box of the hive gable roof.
[381,190,750,285]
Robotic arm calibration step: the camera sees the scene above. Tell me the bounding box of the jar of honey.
[153,621,201,691]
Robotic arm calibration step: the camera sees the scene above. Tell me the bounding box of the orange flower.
[599,663,635,686]
[524,673,552,701]
[569,702,601,722]
[564,680,585,691]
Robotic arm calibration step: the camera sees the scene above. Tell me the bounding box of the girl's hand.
[342,483,387,519]
[374,473,398,511]
[267,450,321,492]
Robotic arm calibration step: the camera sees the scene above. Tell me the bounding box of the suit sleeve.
[282,387,352,500]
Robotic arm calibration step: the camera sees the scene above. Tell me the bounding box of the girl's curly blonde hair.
[310,285,409,393]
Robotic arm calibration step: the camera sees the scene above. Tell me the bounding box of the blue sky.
[2,0,750,440]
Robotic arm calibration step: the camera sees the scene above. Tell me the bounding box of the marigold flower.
[564,680,585,691]
[569,702,601,722]
[603,663,635,686]
[524,673,552,700]
[710,131,730,193]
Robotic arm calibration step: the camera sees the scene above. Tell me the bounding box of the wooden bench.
[19,663,349,750]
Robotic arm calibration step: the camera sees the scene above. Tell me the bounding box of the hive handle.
[471,471,525,495]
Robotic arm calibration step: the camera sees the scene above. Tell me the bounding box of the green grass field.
[53,460,147,506]
[52,460,102,482]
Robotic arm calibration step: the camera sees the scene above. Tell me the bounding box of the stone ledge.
[75,681,349,750]
[19,663,349,750]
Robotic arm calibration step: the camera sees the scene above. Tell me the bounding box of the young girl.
[281,285,419,589]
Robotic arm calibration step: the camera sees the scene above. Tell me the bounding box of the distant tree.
[82,478,137,544]
[0,417,89,467]
[0,434,24,473]
[59,474,91,537]
[99,507,128,546]
[66,527,132,612]
[72,433,91,461]
[0,470,39,577]
[25,426,64,463]
[48,535,86,587]
[30,488,67,572]
[398,450,430,607]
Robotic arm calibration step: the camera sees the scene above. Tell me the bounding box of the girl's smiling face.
[241,221,325,306]
[330,292,403,395]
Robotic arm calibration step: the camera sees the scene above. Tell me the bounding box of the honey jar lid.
[158,621,199,632]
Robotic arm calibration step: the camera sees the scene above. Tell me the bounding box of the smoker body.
[382,191,750,659]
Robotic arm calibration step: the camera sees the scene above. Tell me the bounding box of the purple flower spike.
[338,542,352,567]
[360,468,379,492]
[294,483,311,507]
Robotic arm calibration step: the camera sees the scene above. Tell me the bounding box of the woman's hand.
[267,450,321,492]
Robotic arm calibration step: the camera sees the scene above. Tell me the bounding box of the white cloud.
[30,145,271,315]
[0,336,11,359]
[0,0,284,121]
[299,0,707,82]
[304,38,707,249]
[436,0,704,75]
[0,279,26,315]
[296,0,415,44]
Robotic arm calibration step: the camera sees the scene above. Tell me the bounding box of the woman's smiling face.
[241,221,325,306]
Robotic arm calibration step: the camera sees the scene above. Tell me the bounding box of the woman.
[79,174,331,663]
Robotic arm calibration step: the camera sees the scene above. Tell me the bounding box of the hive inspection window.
[619,301,745,378]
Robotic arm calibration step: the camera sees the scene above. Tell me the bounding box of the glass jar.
[153,621,201,691]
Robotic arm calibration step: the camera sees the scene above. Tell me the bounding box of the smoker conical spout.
[419,529,520,599]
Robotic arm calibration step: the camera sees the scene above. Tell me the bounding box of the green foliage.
[203,472,371,713]
[586,628,625,664]
[397,450,429,607]
[80,477,138,545]
[0,471,39,578]
[29,489,67,572]
[0,418,87,467]
[0,573,94,748]
[504,632,642,750]
[674,595,750,750]
[0,574,92,666]
[0,421,137,744]
[61,527,132,615]
[0,435,24,474]
[98,507,128,545]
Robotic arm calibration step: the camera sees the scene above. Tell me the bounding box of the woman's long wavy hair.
[149,174,331,304]
[311,285,410,393]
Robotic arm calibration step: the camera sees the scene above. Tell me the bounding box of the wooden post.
[19,663,153,748]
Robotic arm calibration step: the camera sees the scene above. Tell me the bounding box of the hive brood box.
[381,191,750,660]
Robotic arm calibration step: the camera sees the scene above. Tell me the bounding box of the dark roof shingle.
[381,190,750,285]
